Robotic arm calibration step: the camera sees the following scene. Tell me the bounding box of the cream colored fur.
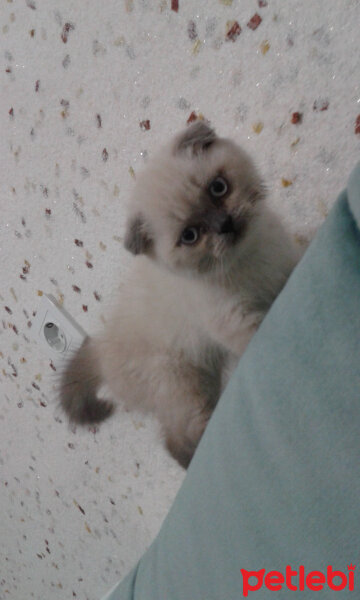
[60,122,299,468]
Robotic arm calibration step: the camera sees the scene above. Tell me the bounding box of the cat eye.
[208,176,228,199]
[180,226,200,245]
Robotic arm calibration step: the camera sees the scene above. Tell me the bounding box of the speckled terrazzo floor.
[1,1,360,599]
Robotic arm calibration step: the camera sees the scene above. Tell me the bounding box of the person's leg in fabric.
[102,163,360,600]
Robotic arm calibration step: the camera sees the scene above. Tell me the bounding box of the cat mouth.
[212,213,247,245]
[219,231,239,248]
[222,217,247,245]
[211,229,243,261]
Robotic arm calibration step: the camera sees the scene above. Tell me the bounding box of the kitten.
[60,121,299,468]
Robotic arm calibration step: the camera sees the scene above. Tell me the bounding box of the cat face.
[124,122,266,277]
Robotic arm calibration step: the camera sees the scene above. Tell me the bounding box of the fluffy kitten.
[60,121,299,468]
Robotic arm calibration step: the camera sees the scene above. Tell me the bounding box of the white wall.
[1,1,360,598]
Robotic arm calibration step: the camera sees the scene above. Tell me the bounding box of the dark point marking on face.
[244,181,267,204]
[124,214,153,256]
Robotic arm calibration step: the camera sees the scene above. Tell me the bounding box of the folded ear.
[173,121,217,156]
[124,213,153,255]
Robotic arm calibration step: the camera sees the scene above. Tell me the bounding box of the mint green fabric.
[103,164,360,599]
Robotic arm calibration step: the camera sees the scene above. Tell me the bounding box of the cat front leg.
[208,308,265,358]
[154,359,221,468]
[162,405,211,469]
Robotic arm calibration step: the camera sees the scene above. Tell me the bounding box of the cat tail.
[59,336,114,425]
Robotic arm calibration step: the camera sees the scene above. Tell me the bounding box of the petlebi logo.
[240,564,356,596]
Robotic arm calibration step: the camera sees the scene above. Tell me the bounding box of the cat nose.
[219,215,234,234]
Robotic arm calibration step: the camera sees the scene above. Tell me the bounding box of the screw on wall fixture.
[32,294,86,367]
